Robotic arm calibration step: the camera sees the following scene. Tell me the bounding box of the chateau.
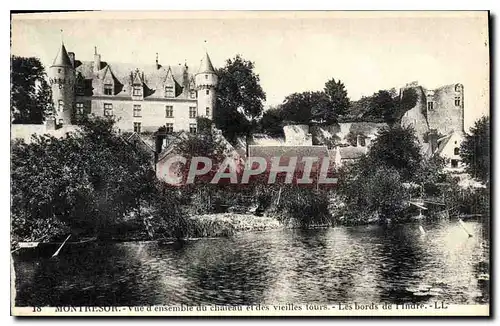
[48,42,218,134]
[13,43,466,170]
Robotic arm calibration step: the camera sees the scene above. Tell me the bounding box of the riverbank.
[186,213,283,237]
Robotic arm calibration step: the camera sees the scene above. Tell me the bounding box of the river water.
[13,220,489,306]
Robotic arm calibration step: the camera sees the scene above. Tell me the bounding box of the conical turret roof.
[52,43,72,67]
[198,52,215,74]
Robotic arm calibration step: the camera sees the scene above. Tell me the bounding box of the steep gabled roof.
[434,133,453,156]
[52,43,72,67]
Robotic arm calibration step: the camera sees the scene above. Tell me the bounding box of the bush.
[337,163,410,224]
[275,186,332,228]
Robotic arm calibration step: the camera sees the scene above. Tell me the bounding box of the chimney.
[183,62,189,87]
[93,46,101,74]
[156,53,160,69]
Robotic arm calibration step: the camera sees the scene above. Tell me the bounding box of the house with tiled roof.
[433,131,464,170]
[47,43,218,134]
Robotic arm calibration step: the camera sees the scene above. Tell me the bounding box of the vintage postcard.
[10,11,490,316]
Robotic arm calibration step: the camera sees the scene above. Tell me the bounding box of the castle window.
[190,90,196,99]
[189,123,197,134]
[133,122,141,133]
[104,103,113,116]
[189,106,197,119]
[427,101,434,111]
[206,89,210,95]
[165,85,174,98]
[75,102,84,115]
[104,84,113,95]
[58,100,64,110]
[133,86,142,96]
[454,147,460,155]
[451,159,458,168]
[165,106,173,118]
[455,97,461,106]
[133,105,142,117]
[206,107,210,116]
[165,123,174,133]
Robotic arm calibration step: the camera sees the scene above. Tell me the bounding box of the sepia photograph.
[9,11,490,316]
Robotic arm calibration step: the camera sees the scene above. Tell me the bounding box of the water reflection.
[13,221,489,306]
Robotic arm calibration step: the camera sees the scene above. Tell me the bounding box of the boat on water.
[12,237,97,258]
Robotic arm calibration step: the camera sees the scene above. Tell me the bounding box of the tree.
[338,164,409,223]
[196,116,213,134]
[215,55,266,142]
[322,78,350,119]
[11,117,160,241]
[281,91,330,125]
[11,55,52,124]
[257,105,285,137]
[348,87,417,124]
[367,124,422,181]
[460,116,490,183]
[370,90,397,122]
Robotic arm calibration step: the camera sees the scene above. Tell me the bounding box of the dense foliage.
[257,105,285,137]
[337,164,409,223]
[460,116,490,183]
[215,55,266,142]
[322,78,351,119]
[337,125,440,223]
[365,124,423,181]
[11,117,182,242]
[11,55,52,124]
[349,88,418,124]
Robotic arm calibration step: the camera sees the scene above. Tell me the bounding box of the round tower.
[49,43,75,126]
[195,52,218,119]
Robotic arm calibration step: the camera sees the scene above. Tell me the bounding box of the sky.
[11,11,489,131]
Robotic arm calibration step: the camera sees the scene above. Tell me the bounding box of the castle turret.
[49,42,75,126]
[195,52,218,119]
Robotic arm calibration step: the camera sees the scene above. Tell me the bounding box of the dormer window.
[133,86,142,96]
[165,85,174,98]
[104,84,113,95]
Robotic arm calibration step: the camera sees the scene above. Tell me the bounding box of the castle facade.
[48,43,218,134]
